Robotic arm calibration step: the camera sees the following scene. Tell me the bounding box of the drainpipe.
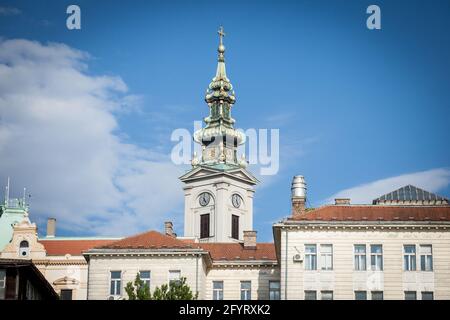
[86,256,90,300]
[196,254,199,298]
[284,228,288,300]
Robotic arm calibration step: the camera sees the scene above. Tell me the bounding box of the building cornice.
[274,220,450,231]
[83,249,207,257]
[32,259,87,266]
[211,260,278,268]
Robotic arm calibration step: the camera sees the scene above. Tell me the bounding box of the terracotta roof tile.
[290,205,450,221]
[95,230,195,250]
[39,239,117,256]
[197,243,276,261]
[84,229,277,262]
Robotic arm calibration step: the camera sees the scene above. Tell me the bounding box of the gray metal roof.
[373,185,448,204]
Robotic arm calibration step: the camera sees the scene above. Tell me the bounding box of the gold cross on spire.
[218,26,225,44]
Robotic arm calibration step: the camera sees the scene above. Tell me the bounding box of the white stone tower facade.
[180,27,258,243]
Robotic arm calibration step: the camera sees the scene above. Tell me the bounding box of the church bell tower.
[180,27,258,243]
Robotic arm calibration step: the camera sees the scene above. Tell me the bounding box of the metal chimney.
[291,175,307,217]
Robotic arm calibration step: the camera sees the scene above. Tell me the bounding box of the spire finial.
[218,26,225,45]
[217,26,226,60]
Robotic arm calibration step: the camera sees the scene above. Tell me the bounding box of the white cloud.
[0,39,184,236]
[0,6,21,16]
[325,168,450,204]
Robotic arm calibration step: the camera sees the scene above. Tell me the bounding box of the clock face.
[232,194,242,208]
[199,192,211,206]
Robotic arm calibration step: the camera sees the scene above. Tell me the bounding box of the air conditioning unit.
[293,253,303,262]
[107,295,122,300]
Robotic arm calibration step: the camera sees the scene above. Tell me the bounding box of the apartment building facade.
[274,180,450,300]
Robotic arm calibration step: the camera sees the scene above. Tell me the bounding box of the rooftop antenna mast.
[4,177,10,206]
[23,187,26,207]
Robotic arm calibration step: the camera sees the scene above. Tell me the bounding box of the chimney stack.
[47,218,56,237]
[164,221,176,237]
[243,231,257,249]
[291,175,307,217]
[335,198,351,205]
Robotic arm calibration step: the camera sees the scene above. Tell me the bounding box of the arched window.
[19,240,30,257]
[20,241,29,248]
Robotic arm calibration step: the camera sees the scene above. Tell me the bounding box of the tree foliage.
[125,273,151,300]
[125,274,197,300]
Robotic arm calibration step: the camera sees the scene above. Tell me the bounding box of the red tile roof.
[197,243,276,262]
[290,205,450,221]
[39,239,117,256]
[87,230,277,262]
[95,230,195,250]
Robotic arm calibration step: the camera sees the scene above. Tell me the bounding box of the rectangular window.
[110,271,121,296]
[404,245,416,271]
[371,291,383,300]
[405,291,417,300]
[304,290,317,300]
[139,271,151,289]
[421,292,434,300]
[420,245,433,271]
[169,270,181,286]
[213,281,223,300]
[354,245,367,271]
[269,281,280,300]
[200,214,210,239]
[305,244,317,270]
[321,291,333,300]
[240,281,251,300]
[231,215,239,240]
[0,269,6,300]
[320,244,333,270]
[370,245,383,271]
[355,291,367,300]
[60,289,73,300]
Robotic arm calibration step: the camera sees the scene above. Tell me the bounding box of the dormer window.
[19,240,30,257]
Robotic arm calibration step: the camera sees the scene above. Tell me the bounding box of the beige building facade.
[273,178,450,300]
[83,229,279,300]
[0,214,117,300]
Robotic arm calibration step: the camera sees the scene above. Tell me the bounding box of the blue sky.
[0,0,449,241]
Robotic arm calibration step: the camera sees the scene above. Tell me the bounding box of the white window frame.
[168,270,181,286]
[0,269,5,288]
[321,290,333,300]
[305,244,317,270]
[421,291,434,300]
[371,291,383,300]
[320,244,333,270]
[110,270,122,297]
[139,270,151,290]
[212,281,223,300]
[419,245,433,271]
[304,290,317,300]
[60,289,73,300]
[240,281,251,300]
[269,281,280,300]
[404,291,417,300]
[403,245,416,271]
[370,244,383,271]
[0,269,6,300]
[355,291,367,300]
[354,244,367,271]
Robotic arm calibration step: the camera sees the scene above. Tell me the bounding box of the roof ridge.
[94,229,193,250]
